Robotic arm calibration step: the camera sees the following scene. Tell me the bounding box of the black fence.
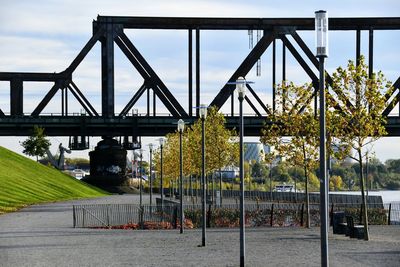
[73,201,397,229]
[384,203,400,225]
[159,188,384,206]
[73,203,182,229]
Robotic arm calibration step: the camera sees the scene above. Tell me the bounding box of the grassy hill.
[0,146,108,214]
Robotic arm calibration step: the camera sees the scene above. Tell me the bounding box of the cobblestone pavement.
[0,194,399,267]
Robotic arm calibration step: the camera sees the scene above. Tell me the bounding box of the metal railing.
[384,203,400,225]
[73,201,399,229]
[73,204,181,229]
[161,187,384,206]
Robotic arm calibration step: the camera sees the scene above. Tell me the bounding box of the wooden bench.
[345,215,364,239]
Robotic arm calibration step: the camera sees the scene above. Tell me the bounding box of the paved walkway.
[0,194,399,266]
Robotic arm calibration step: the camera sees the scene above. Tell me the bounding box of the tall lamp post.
[199,104,208,246]
[315,10,329,267]
[139,148,144,207]
[159,138,165,220]
[237,76,246,267]
[148,143,154,208]
[177,119,185,234]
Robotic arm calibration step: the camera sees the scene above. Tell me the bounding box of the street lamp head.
[177,119,185,133]
[236,76,246,98]
[148,143,154,152]
[199,104,208,119]
[159,137,165,147]
[315,10,328,57]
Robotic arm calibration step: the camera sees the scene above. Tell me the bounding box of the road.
[0,194,399,266]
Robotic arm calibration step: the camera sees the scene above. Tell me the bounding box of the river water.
[330,190,400,204]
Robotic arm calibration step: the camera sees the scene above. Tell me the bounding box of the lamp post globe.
[236,76,247,99]
[315,10,328,57]
[199,104,208,119]
[177,119,185,133]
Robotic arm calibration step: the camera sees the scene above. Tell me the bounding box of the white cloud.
[1,0,400,160]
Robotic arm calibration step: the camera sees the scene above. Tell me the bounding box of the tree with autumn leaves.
[261,56,391,239]
[330,57,389,240]
[153,107,239,199]
[261,81,335,228]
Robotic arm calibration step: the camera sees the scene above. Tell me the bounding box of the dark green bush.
[343,208,387,225]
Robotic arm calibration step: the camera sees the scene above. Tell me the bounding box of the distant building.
[244,142,270,162]
[216,165,239,181]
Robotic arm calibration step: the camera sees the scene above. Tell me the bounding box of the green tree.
[271,161,291,183]
[329,175,344,191]
[331,163,358,190]
[288,165,305,191]
[261,82,320,228]
[331,56,390,240]
[261,81,350,227]
[189,107,239,201]
[251,161,267,179]
[385,159,400,173]
[20,126,51,161]
[155,107,238,199]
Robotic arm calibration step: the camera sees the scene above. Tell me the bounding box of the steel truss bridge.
[1,16,400,149]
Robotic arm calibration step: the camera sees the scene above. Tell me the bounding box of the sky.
[0,0,400,162]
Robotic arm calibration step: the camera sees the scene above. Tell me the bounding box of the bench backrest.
[346,215,354,228]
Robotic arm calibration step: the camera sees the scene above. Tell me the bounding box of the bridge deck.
[1,115,399,137]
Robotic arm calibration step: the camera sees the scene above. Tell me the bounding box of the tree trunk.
[304,165,310,228]
[212,173,215,206]
[219,168,223,206]
[269,164,273,201]
[358,149,369,240]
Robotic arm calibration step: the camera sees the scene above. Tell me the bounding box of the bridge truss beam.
[0,16,400,137]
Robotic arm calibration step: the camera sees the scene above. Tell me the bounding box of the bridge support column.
[10,78,23,116]
[84,138,127,190]
[101,19,115,117]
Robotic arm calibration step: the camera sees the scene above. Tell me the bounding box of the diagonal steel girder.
[119,82,148,117]
[281,35,345,114]
[383,77,400,116]
[67,84,93,116]
[30,28,105,117]
[246,84,271,115]
[289,31,354,113]
[280,35,319,113]
[115,31,188,118]
[66,27,106,75]
[31,81,64,116]
[210,31,276,109]
[68,81,99,116]
[244,96,262,117]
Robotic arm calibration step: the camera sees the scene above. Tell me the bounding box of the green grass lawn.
[0,146,108,214]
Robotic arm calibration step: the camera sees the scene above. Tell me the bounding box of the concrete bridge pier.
[82,137,127,188]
